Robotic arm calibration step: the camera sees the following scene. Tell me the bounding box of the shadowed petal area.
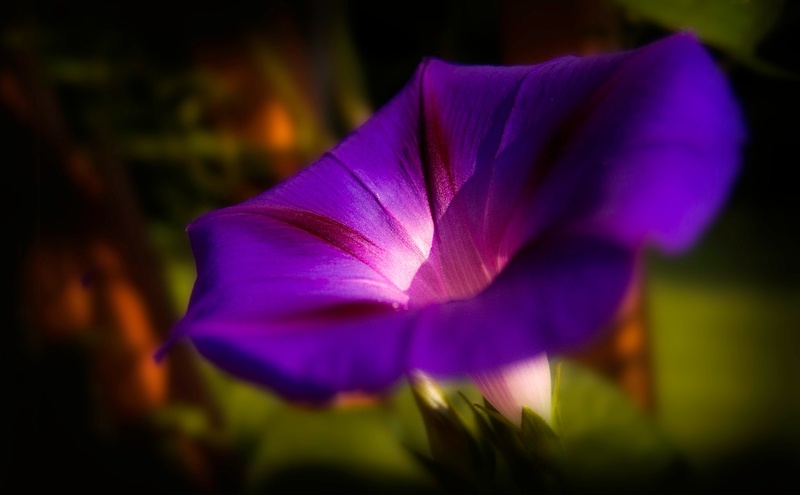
[410,235,634,376]
[160,34,743,400]
[498,33,744,256]
[185,311,416,402]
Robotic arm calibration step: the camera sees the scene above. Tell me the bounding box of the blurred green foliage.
[616,0,791,75]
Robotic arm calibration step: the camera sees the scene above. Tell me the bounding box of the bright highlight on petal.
[157,34,745,402]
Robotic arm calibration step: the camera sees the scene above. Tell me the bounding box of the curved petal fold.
[410,235,635,376]
[497,33,745,255]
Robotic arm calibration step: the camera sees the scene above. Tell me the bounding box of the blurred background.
[4,0,799,493]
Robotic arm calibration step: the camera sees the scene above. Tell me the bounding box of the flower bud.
[471,353,552,427]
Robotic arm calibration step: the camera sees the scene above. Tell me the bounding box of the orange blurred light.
[252,98,296,151]
[92,241,169,418]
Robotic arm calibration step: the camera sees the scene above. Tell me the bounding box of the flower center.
[404,223,506,309]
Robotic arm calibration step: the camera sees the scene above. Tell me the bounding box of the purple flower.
[158,34,744,403]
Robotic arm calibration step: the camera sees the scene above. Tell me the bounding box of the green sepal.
[457,392,497,479]
[410,377,567,493]
[409,377,495,492]
[520,407,560,460]
[410,381,472,462]
[474,400,526,459]
[520,407,566,493]
[469,401,565,494]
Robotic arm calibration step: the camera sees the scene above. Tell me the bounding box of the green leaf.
[550,360,565,435]
[196,361,283,456]
[151,403,212,438]
[551,359,688,493]
[616,0,794,76]
[245,405,429,493]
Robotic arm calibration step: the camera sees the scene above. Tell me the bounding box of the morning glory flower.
[158,34,744,403]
